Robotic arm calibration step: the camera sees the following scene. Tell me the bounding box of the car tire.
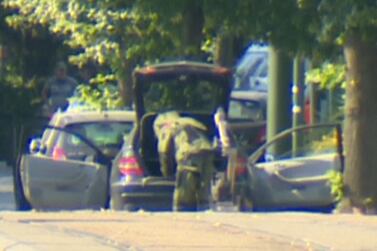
[13,163,31,211]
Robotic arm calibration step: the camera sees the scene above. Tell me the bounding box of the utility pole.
[266,46,293,159]
[292,56,305,157]
[292,57,305,127]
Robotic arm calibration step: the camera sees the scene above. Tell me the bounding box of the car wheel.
[13,163,31,211]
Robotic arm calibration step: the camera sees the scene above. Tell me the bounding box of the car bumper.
[112,177,175,211]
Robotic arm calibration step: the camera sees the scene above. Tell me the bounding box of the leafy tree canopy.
[3,0,177,83]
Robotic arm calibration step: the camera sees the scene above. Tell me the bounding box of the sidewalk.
[1,211,377,251]
[0,219,120,251]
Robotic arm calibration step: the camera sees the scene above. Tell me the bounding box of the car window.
[234,50,268,91]
[259,125,339,163]
[65,121,134,148]
[142,75,227,114]
[53,130,97,161]
[45,121,134,161]
[228,99,265,121]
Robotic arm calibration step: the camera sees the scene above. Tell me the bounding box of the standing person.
[42,61,78,115]
[153,112,214,211]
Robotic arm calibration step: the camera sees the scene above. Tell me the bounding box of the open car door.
[243,124,344,211]
[21,129,109,210]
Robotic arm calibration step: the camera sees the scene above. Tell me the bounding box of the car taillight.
[52,147,67,160]
[236,156,247,176]
[118,156,144,177]
[137,67,156,75]
[212,67,230,75]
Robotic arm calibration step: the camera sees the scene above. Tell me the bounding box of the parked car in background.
[235,123,344,212]
[228,91,267,155]
[110,61,233,211]
[14,109,135,210]
[234,44,268,91]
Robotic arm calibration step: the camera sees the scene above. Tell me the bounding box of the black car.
[110,61,233,211]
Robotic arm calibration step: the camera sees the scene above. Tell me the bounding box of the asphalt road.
[2,211,377,251]
[0,165,377,251]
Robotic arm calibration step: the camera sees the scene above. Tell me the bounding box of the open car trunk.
[132,61,233,175]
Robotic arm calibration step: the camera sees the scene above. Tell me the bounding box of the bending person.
[153,111,214,211]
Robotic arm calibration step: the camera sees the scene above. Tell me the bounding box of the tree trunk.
[182,0,204,57]
[117,60,134,108]
[266,46,292,156]
[342,35,377,213]
[214,33,234,67]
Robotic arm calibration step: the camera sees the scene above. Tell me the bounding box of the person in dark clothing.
[42,62,78,115]
[153,112,214,211]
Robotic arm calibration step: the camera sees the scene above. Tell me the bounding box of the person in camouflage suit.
[153,111,214,211]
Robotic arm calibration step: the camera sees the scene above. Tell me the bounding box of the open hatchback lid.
[133,61,233,139]
[133,61,232,121]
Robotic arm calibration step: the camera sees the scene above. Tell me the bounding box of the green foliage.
[3,0,208,108]
[203,0,377,58]
[310,131,337,153]
[318,0,377,44]
[3,0,176,84]
[69,84,122,111]
[4,0,377,73]
[0,63,42,115]
[0,65,45,164]
[306,63,346,122]
[326,169,344,203]
[306,63,346,89]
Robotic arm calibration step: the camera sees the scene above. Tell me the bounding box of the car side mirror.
[29,138,42,154]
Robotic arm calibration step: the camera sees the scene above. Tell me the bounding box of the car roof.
[49,110,136,127]
[231,91,267,103]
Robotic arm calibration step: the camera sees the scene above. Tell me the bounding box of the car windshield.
[142,74,227,114]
